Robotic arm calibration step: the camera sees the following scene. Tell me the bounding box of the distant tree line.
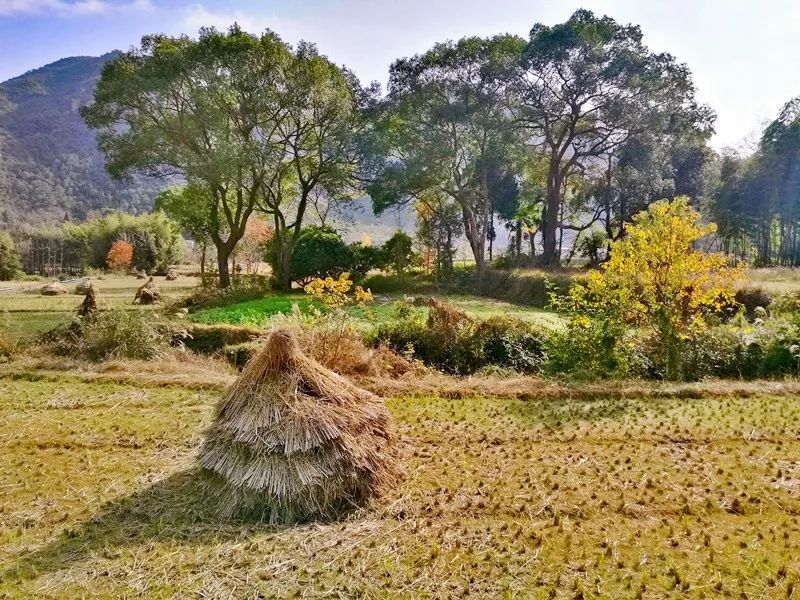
[13,212,183,276]
[711,98,800,266]
[80,11,720,287]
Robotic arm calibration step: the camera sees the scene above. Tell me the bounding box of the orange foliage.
[106,239,134,271]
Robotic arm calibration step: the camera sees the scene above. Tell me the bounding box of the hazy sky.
[0,0,798,150]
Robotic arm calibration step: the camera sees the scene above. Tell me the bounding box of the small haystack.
[133,276,161,305]
[77,284,98,317]
[41,281,68,296]
[199,329,399,523]
[74,279,92,295]
[165,270,178,281]
[426,297,472,330]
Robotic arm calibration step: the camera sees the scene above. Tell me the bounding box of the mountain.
[0,53,160,228]
[0,53,414,241]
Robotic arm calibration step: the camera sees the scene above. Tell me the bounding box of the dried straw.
[77,284,97,317]
[199,329,400,523]
[133,276,161,305]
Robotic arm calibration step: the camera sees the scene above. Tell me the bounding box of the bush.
[362,272,435,294]
[544,314,639,380]
[174,275,272,310]
[642,315,800,381]
[43,310,170,361]
[448,268,576,307]
[0,231,22,281]
[222,340,263,368]
[380,231,417,275]
[269,226,354,286]
[734,287,772,319]
[179,323,264,354]
[372,299,547,374]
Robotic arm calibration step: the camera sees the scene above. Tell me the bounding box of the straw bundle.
[133,276,161,305]
[74,279,92,294]
[199,329,399,523]
[41,281,67,296]
[77,284,97,317]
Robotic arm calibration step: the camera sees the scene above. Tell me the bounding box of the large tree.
[82,26,290,287]
[83,26,360,288]
[366,35,524,274]
[259,41,363,291]
[510,9,711,266]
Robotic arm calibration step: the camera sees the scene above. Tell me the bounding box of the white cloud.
[0,0,153,16]
[180,4,300,38]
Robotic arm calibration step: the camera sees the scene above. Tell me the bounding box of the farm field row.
[0,371,798,597]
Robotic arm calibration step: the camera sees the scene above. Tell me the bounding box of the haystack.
[77,284,97,317]
[74,279,92,294]
[199,329,399,523]
[41,281,67,296]
[165,270,178,281]
[133,276,161,305]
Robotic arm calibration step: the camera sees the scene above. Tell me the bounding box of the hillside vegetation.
[0,53,159,227]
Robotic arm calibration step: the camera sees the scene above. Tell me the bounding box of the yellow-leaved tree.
[553,197,742,380]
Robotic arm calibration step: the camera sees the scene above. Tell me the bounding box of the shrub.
[448,268,576,307]
[179,323,264,354]
[0,231,22,281]
[734,287,772,319]
[552,198,742,381]
[106,239,134,272]
[362,272,435,294]
[576,230,607,266]
[222,340,263,369]
[641,314,800,381]
[380,231,417,275]
[43,310,170,361]
[544,312,639,379]
[269,226,354,287]
[372,299,547,374]
[173,275,272,311]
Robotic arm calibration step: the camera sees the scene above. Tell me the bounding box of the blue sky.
[1,0,798,150]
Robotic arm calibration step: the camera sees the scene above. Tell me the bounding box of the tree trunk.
[217,245,232,289]
[200,243,206,279]
[271,245,293,292]
[540,167,561,267]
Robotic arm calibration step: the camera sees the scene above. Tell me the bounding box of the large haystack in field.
[41,281,67,296]
[199,329,400,523]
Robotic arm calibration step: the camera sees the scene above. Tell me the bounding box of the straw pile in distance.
[41,281,68,296]
[77,283,97,317]
[133,276,160,305]
[198,329,400,523]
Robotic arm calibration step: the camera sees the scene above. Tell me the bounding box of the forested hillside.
[0,53,160,228]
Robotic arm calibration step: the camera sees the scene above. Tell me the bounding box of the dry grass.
[1,369,800,597]
[746,268,800,295]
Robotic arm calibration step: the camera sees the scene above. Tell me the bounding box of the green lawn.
[189,292,562,329]
[1,372,799,597]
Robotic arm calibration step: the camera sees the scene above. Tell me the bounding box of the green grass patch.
[189,294,318,324]
[189,292,562,329]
